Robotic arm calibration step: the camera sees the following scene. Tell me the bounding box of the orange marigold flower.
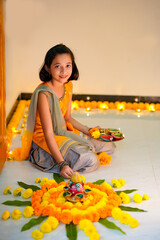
[34,206,43,216]
[89,128,100,135]
[52,209,61,221]
[73,214,83,225]
[32,201,41,209]
[36,190,44,197]
[42,206,54,216]
[60,210,73,224]
[82,211,93,222]
[92,212,100,222]
[105,205,114,217]
[97,152,112,165]
[97,207,108,219]
[31,196,42,204]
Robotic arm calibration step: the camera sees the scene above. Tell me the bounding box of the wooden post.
[0,0,6,172]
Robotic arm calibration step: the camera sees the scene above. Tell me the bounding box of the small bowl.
[107,128,120,133]
[100,134,113,142]
[111,132,124,140]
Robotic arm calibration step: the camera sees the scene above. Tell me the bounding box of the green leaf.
[66,222,77,240]
[53,173,64,183]
[2,200,31,206]
[21,216,47,232]
[99,218,126,235]
[92,179,105,185]
[115,189,138,195]
[17,181,40,191]
[119,205,147,212]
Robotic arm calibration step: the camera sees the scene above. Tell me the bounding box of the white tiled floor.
[0,109,160,240]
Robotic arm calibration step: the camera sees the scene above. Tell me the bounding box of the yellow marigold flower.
[23,206,34,218]
[74,202,82,208]
[64,201,74,208]
[40,221,52,233]
[111,207,122,220]
[32,229,43,239]
[118,178,125,186]
[47,179,56,185]
[92,130,101,139]
[84,185,92,190]
[13,187,23,196]
[56,185,65,191]
[102,182,112,189]
[89,232,100,240]
[56,197,65,204]
[48,188,57,194]
[70,208,80,216]
[119,192,131,204]
[83,199,91,206]
[40,178,49,186]
[22,188,33,199]
[79,219,92,230]
[3,186,12,195]
[84,225,97,236]
[143,194,149,200]
[120,212,131,225]
[129,218,139,228]
[2,210,10,220]
[41,200,49,207]
[35,177,41,183]
[133,193,142,203]
[87,206,97,214]
[11,209,22,220]
[46,216,59,230]
[111,179,121,188]
[42,192,50,201]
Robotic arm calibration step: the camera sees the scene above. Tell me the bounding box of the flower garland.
[2,174,149,240]
[71,100,160,112]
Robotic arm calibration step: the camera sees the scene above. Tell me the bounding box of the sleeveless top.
[32,81,80,154]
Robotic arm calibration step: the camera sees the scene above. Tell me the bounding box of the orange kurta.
[32,81,74,154]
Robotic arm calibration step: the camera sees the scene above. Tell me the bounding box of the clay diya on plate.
[100,134,113,142]
[63,172,91,203]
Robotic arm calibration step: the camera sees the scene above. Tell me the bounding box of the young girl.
[27,44,115,178]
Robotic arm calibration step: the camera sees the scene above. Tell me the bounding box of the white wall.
[5,0,160,115]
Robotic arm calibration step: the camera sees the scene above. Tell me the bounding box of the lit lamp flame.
[99,103,109,110]
[11,127,16,133]
[135,108,142,113]
[148,104,155,112]
[117,103,125,111]
[7,150,14,160]
[86,107,91,112]
[71,102,79,110]
[13,129,22,134]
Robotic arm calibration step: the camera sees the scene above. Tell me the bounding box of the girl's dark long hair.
[39,44,79,82]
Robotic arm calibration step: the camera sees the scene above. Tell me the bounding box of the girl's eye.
[55,65,60,68]
[66,64,72,68]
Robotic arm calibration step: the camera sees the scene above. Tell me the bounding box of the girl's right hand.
[60,165,73,179]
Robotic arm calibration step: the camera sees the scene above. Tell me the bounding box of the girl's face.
[49,53,72,84]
